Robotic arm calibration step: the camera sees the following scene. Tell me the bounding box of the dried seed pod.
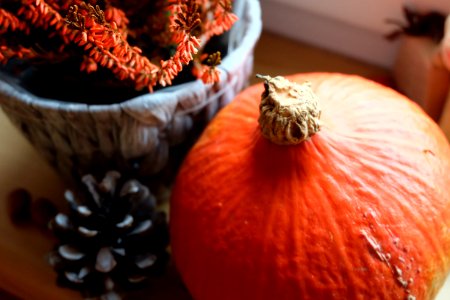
[7,188,32,225]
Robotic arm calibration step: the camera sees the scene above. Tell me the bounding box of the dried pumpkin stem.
[257,75,321,145]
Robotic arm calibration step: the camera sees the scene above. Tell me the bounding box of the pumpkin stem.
[256,75,321,145]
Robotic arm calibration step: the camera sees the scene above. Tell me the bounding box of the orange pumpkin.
[170,73,450,300]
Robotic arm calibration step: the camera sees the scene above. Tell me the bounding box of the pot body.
[0,0,262,187]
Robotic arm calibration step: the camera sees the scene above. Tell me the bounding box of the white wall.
[261,0,450,68]
[275,0,450,34]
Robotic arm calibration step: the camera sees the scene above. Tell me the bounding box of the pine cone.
[48,171,170,299]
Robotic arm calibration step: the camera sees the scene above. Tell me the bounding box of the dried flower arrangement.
[0,0,237,102]
[385,5,447,42]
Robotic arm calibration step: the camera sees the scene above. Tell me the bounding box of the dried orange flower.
[0,0,238,91]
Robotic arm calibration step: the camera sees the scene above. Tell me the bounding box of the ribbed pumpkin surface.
[170,73,450,300]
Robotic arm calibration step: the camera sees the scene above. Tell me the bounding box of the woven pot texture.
[0,0,262,187]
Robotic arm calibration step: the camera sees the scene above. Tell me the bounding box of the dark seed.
[7,188,32,225]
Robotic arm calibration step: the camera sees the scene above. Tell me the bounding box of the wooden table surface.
[251,31,389,84]
[0,31,448,300]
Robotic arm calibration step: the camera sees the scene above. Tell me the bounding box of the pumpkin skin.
[170,73,450,300]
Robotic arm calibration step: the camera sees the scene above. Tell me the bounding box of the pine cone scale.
[96,247,117,273]
[58,244,85,261]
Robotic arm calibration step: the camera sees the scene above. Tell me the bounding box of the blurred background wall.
[260,0,450,68]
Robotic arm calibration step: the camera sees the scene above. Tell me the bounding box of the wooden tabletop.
[251,31,388,85]
[1,31,449,300]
